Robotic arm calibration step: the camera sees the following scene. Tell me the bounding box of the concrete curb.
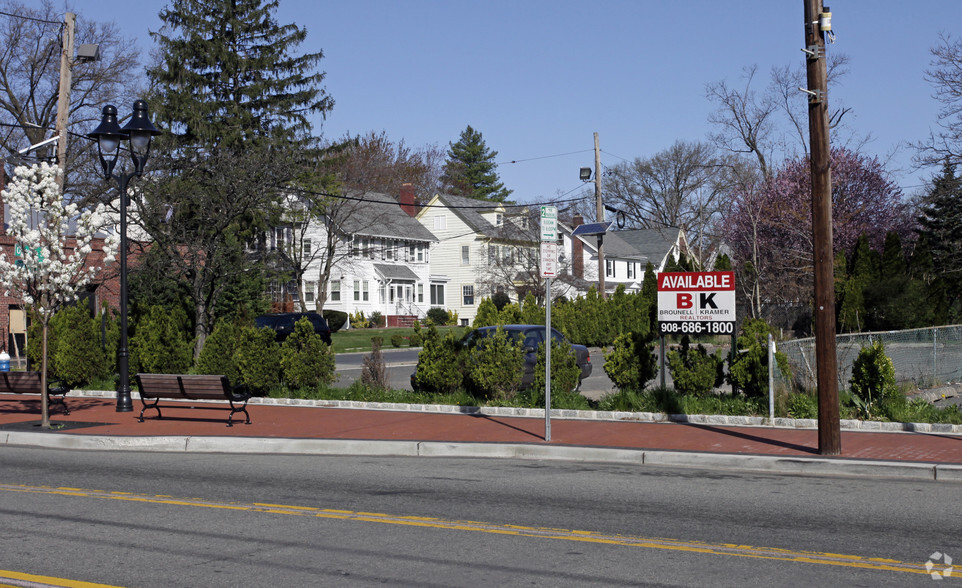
[3,430,958,481]
[69,390,962,435]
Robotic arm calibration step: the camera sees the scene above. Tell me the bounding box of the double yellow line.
[1,483,955,580]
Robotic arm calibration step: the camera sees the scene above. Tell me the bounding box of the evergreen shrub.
[426,307,448,326]
[667,336,724,396]
[195,319,242,381]
[280,318,336,389]
[233,325,281,393]
[413,325,463,393]
[532,338,581,399]
[129,305,194,375]
[466,326,525,400]
[728,318,790,398]
[604,332,658,391]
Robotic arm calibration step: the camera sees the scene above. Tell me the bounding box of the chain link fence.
[775,325,962,393]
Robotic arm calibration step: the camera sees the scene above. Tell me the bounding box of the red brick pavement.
[2,394,961,464]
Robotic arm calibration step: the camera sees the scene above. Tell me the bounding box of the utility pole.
[594,132,605,298]
[803,0,840,455]
[55,12,76,192]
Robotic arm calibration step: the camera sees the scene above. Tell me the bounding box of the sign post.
[540,206,557,441]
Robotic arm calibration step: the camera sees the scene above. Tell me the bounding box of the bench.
[134,374,252,427]
[0,371,70,414]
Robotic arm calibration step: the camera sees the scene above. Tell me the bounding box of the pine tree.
[916,159,962,320]
[149,0,333,150]
[144,0,334,358]
[441,125,512,202]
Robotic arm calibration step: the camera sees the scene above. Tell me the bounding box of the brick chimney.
[400,182,416,217]
[572,214,584,279]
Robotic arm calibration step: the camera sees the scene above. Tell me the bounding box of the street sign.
[657,271,736,335]
[540,205,557,241]
[540,242,558,277]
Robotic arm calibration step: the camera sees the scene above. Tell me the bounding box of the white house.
[414,193,538,325]
[269,186,439,326]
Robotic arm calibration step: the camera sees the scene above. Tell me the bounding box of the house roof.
[373,263,420,281]
[339,191,438,242]
[558,220,647,262]
[424,193,535,243]
[613,227,681,264]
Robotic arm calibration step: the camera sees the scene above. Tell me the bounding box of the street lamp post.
[88,100,161,412]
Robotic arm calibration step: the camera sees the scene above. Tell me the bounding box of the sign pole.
[545,277,551,442]
[539,205,558,443]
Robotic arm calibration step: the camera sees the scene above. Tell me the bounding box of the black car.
[412,324,591,391]
[255,312,333,345]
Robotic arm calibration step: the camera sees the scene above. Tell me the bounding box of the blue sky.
[80,0,960,203]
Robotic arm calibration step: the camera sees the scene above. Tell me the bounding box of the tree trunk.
[40,321,50,429]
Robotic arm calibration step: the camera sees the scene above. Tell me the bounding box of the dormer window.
[496,213,503,226]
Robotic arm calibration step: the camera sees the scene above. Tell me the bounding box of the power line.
[0,9,62,26]
[497,149,593,165]
[288,185,587,211]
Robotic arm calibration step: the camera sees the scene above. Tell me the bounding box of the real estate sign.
[657,271,736,335]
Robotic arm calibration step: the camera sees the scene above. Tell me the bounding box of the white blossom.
[0,162,118,323]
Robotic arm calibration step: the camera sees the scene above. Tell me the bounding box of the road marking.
[0,569,121,588]
[1,483,955,579]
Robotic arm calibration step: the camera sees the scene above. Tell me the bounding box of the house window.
[362,280,369,302]
[353,280,360,302]
[461,245,470,265]
[417,244,424,262]
[386,240,393,261]
[462,285,474,306]
[502,246,513,264]
[305,281,315,303]
[606,259,614,278]
[430,284,445,305]
[330,280,341,302]
[363,238,371,259]
[434,215,447,231]
[380,284,387,304]
[409,244,415,261]
[302,238,311,257]
[418,283,424,303]
[496,213,503,226]
[627,263,635,279]
[488,244,497,265]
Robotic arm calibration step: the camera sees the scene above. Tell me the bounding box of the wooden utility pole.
[803,0,840,455]
[55,12,76,191]
[594,132,605,298]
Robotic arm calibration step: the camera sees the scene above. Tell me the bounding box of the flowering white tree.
[0,163,118,428]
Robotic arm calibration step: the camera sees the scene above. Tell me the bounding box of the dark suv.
[255,313,333,345]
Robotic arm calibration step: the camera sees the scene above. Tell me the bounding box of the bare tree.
[707,56,856,179]
[329,130,444,201]
[706,66,777,180]
[918,33,962,167]
[0,0,142,194]
[603,141,731,267]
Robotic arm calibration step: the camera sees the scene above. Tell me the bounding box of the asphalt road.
[0,447,957,586]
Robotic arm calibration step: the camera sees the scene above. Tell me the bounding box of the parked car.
[255,312,333,345]
[411,324,591,391]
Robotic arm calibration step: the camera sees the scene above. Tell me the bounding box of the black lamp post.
[88,100,161,412]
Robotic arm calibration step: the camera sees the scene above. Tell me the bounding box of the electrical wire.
[497,149,592,165]
[0,9,62,26]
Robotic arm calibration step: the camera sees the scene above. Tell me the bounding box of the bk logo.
[676,293,718,309]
